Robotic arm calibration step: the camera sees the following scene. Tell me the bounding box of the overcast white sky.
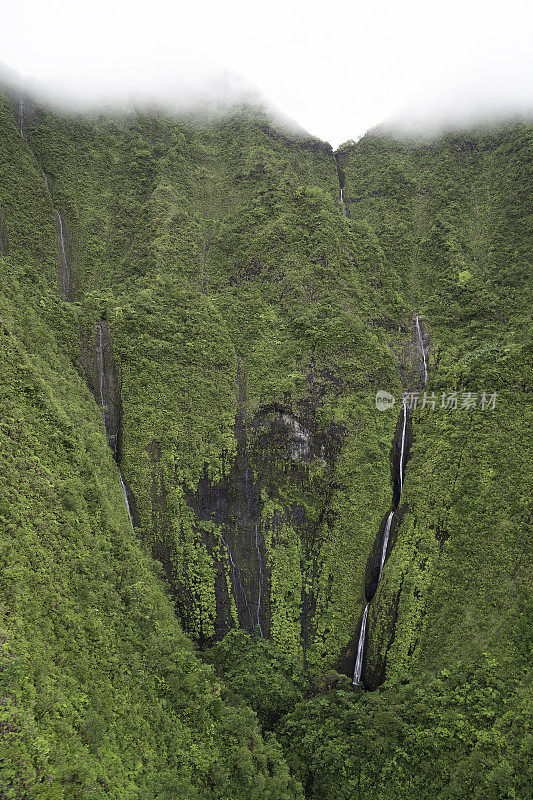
[1,0,532,145]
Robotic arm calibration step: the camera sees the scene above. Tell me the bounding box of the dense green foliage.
[279,659,532,800]
[0,265,304,798]
[206,630,308,729]
[0,75,530,799]
[338,125,532,682]
[18,97,403,665]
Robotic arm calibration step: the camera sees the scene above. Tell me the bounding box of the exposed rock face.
[194,406,268,640]
[190,390,344,654]
[254,408,312,463]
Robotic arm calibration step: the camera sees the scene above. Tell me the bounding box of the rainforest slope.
[0,79,531,799]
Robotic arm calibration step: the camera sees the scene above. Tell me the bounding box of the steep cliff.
[0,78,531,799]
[337,125,532,685]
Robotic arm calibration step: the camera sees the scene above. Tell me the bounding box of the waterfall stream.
[339,187,348,217]
[56,211,71,299]
[399,395,408,495]
[222,533,253,629]
[415,316,428,384]
[353,604,369,684]
[378,511,394,580]
[120,476,134,530]
[254,521,264,637]
[353,316,427,686]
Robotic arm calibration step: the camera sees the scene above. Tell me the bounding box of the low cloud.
[1,0,531,145]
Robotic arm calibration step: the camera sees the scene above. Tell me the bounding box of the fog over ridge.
[1,0,532,146]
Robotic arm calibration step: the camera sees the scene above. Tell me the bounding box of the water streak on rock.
[353,604,369,685]
[56,211,71,299]
[378,511,394,580]
[254,521,264,637]
[120,476,134,530]
[415,315,428,384]
[399,395,408,495]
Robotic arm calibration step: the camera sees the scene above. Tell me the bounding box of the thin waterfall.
[353,316,430,687]
[56,211,71,299]
[353,604,369,684]
[120,476,134,530]
[378,511,394,579]
[415,316,428,384]
[222,533,253,628]
[254,521,264,637]
[399,395,408,494]
[339,187,347,216]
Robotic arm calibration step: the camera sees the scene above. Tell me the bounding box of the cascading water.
[399,395,408,495]
[353,316,427,687]
[353,604,369,684]
[378,511,394,579]
[254,521,264,637]
[222,533,253,628]
[339,187,348,217]
[120,476,134,531]
[56,211,71,299]
[415,316,428,384]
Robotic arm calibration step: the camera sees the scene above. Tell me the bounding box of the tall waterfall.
[254,521,264,638]
[378,511,394,579]
[56,211,71,299]
[415,316,428,384]
[353,315,429,687]
[399,395,408,494]
[353,604,369,684]
[339,187,348,217]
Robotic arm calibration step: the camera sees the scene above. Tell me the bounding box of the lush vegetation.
[338,125,532,683]
[0,75,530,798]
[279,658,532,800]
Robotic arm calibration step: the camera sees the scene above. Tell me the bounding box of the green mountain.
[0,77,531,799]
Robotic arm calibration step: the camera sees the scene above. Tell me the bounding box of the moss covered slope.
[0,93,303,799]
[338,124,532,684]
